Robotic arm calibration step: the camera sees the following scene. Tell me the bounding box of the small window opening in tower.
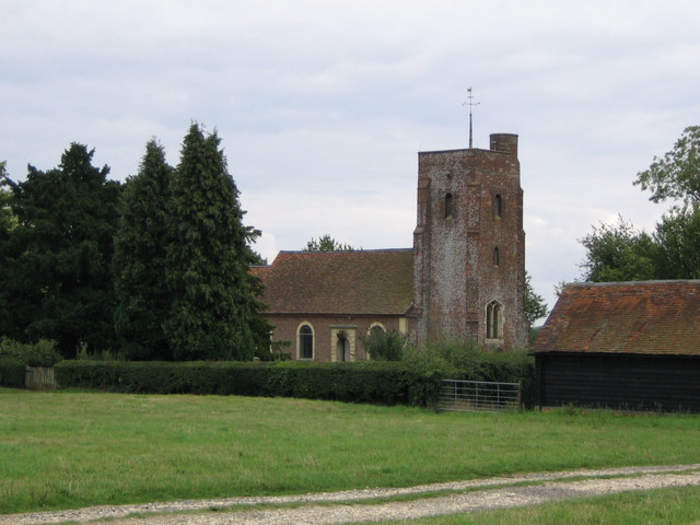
[495,194,503,218]
[493,246,500,266]
[445,193,454,218]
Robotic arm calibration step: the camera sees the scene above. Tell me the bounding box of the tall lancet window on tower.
[493,247,500,266]
[445,193,454,219]
[486,301,503,340]
[494,194,503,218]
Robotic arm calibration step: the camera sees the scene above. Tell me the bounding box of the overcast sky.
[2,1,699,316]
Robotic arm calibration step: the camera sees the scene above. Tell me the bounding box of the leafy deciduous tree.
[581,126,700,284]
[579,216,658,282]
[524,271,548,326]
[0,162,15,236]
[653,205,700,280]
[303,234,354,252]
[634,125,700,208]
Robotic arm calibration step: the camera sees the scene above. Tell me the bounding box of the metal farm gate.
[438,379,521,412]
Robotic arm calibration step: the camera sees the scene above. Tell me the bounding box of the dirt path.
[4,464,699,525]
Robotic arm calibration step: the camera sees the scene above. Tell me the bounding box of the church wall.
[265,314,411,362]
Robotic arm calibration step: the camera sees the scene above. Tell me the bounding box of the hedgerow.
[54,360,444,406]
[53,341,536,407]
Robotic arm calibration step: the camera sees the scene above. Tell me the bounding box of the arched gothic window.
[486,301,503,340]
[369,323,386,338]
[493,246,500,266]
[298,323,314,360]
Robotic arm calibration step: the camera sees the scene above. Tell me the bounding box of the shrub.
[403,338,536,407]
[362,329,408,361]
[0,357,24,387]
[53,360,444,406]
[0,337,63,367]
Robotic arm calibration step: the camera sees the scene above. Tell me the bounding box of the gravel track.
[4,464,699,525]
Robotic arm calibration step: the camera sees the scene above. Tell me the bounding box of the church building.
[251,133,529,361]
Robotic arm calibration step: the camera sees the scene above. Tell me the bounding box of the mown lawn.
[1,388,699,514]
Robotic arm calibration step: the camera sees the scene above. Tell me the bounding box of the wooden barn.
[531,280,700,411]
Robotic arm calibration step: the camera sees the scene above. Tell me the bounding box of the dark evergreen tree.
[113,140,173,360]
[0,145,121,357]
[164,124,268,360]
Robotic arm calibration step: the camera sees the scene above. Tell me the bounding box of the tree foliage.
[163,124,269,361]
[113,140,173,360]
[304,234,354,252]
[524,271,548,325]
[634,125,700,207]
[580,208,699,283]
[579,216,658,282]
[652,205,700,279]
[0,145,121,357]
[581,126,700,283]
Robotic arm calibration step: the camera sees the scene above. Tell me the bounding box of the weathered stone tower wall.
[413,133,528,349]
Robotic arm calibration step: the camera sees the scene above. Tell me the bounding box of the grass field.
[371,485,700,524]
[1,388,699,515]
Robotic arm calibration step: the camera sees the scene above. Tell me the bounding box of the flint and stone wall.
[413,133,528,349]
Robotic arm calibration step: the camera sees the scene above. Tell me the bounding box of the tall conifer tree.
[164,124,267,360]
[113,140,173,359]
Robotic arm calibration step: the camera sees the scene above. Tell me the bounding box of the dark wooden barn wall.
[536,354,700,412]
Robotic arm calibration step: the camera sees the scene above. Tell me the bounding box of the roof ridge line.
[568,280,700,287]
[277,247,413,255]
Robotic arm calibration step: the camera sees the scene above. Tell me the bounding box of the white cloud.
[2,0,699,312]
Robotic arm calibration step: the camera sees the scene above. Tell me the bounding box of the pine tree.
[164,124,268,360]
[113,140,173,360]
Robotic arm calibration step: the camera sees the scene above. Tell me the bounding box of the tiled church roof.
[250,249,414,315]
[532,280,700,356]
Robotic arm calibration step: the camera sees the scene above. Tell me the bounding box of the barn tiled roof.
[250,249,414,315]
[532,280,700,356]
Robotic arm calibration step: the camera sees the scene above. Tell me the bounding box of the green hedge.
[0,358,25,388]
[54,360,444,406]
[51,345,536,407]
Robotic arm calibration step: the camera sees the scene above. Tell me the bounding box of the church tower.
[413,133,528,348]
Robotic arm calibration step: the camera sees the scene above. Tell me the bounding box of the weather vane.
[462,87,479,148]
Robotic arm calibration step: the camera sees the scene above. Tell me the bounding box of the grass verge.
[1,388,699,514]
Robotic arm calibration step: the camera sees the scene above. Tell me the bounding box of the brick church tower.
[412,133,528,349]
